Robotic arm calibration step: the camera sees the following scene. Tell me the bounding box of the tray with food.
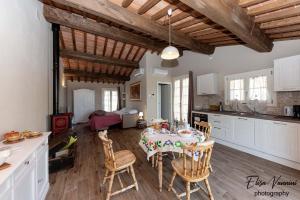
[3,131,25,144]
[22,131,43,139]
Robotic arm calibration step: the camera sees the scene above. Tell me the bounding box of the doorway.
[157,82,172,121]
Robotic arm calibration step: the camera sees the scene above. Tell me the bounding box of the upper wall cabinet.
[274,55,300,91]
[197,73,218,95]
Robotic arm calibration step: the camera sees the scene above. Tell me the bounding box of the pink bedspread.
[89,112,122,131]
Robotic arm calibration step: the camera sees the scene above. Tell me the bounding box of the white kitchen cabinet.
[254,119,270,152]
[208,114,225,140]
[197,73,218,95]
[267,121,298,161]
[233,117,255,148]
[36,142,49,200]
[274,55,300,91]
[0,179,12,200]
[0,133,50,200]
[14,154,36,200]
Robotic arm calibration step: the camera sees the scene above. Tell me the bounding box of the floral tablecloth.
[139,129,206,159]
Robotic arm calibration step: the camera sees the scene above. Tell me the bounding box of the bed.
[88,109,139,131]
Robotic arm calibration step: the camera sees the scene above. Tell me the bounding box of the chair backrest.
[194,121,212,140]
[98,130,116,168]
[182,140,214,178]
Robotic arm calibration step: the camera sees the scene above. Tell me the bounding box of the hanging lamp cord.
[168,12,171,46]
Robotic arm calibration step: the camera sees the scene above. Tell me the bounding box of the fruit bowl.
[178,129,193,138]
[4,131,22,142]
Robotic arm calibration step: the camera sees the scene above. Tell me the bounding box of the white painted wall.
[171,40,300,76]
[125,56,147,117]
[0,0,52,137]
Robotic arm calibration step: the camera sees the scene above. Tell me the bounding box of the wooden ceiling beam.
[260,16,300,29]
[162,12,190,25]
[138,0,161,15]
[255,5,300,23]
[44,5,165,53]
[247,0,300,16]
[179,0,273,52]
[239,0,267,8]
[151,5,177,21]
[45,0,215,54]
[60,49,139,69]
[270,31,300,39]
[64,68,130,81]
[265,24,300,34]
[122,0,134,8]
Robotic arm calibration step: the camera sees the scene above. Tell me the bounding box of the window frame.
[173,75,189,122]
[102,88,118,112]
[224,68,276,106]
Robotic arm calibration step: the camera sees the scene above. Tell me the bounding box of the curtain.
[117,86,122,110]
[187,71,194,124]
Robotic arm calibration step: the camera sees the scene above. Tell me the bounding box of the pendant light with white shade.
[161,9,180,60]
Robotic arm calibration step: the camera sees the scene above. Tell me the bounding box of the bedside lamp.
[138,112,144,120]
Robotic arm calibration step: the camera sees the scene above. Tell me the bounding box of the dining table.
[139,128,206,192]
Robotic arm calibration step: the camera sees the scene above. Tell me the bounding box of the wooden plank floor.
[46,124,300,200]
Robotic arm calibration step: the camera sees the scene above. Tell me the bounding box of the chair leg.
[151,155,155,167]
[130,165,139,191]
[186,182,191,200]
[106,171,115,200]
[204,178,214,200]
[103,169,109,185]
[209,164,213,173]
[168,171,176,191]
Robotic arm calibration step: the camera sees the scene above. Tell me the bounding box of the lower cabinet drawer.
[14,153,36,182]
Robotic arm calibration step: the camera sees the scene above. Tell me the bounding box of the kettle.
[284,106,294,117]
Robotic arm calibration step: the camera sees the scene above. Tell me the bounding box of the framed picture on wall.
[130,82,141,101]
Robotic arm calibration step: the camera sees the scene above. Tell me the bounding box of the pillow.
[93,110,106,116]
[128,109,138,114]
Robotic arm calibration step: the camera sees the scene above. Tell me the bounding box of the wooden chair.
[194,121,212,140]
[98,130,139,200]
[168,140,215,200]
[194,121,213,172]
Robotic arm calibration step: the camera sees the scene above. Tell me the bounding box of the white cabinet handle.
[213,120,221,123]
[38,178,44,184]
[238,117,248,120]
[213,127,221,130]
[273,122,287,126]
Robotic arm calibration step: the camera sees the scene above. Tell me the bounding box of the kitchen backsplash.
[194,91,300,116]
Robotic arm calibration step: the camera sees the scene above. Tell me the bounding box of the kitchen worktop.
[192,110,300,124]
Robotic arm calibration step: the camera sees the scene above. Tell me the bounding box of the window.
[225,68,275,105]
[103,89,118,112]
[173,76,189,121]
[249,76,267,101]
[229,79,245,101]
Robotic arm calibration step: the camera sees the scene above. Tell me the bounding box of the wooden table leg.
[158,151,163,192]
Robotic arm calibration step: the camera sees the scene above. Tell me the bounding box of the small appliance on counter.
[283,106,294,117]
[293,105,300,118]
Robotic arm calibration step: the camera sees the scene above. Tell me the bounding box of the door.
[73,89,95,123]
[160,84,171,121]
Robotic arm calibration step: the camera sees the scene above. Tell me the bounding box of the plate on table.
[23,131,42,139]
[178,129,193,138]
